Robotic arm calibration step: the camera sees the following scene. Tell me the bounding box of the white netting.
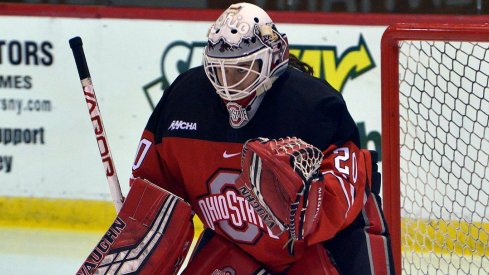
[273,137,324,181]
[398,40,489,274]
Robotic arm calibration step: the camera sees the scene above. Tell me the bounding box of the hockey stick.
[69,37,195,275]
[69,36,123,212]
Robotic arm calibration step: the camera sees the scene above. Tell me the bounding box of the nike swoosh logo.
[223,151,241,158]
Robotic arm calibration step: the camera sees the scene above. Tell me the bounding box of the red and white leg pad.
[77,178,194,275]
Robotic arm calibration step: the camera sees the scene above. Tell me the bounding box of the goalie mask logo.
[197,169,279,244]
[226,102,249,128]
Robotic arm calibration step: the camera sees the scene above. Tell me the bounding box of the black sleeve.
[312,91,360,151]
[329,97,360,147]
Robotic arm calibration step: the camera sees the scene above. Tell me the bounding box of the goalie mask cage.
[381,23,489,275]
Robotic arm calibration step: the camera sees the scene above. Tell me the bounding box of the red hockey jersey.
[131,66,371,272]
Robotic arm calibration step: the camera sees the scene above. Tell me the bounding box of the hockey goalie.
[76,2,394,274]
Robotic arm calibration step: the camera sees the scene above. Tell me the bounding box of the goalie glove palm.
[236,137,324,244]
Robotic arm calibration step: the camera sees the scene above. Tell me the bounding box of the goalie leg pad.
[77,178,194,275]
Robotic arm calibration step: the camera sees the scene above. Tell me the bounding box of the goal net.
[381,23,489,274]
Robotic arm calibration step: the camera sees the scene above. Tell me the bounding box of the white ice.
[0,227,102,274]
[0,227,196,275]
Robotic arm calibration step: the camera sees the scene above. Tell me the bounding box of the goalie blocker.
[77,178,194,275]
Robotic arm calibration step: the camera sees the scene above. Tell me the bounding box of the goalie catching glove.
[236,137,324,251]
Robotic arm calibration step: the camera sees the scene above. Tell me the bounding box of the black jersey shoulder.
[273,67,346,109]
[145,66,359,149]
[245,68,359,149]
[145,66,230,143]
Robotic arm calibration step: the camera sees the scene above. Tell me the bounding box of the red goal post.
[381,23,489,275]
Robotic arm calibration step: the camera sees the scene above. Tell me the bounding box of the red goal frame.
[381,23,489,275]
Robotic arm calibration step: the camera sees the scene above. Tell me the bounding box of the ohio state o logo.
[198,169,277,244]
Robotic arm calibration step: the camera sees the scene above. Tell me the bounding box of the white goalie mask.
[203,2,289,103]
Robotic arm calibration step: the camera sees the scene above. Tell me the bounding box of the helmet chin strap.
[225,77,277,129]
